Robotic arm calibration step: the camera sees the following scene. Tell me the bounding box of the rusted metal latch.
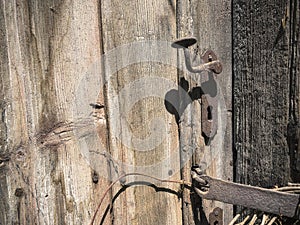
[172,37,222,144]
[191,171,300,219]
[171,37,222,74]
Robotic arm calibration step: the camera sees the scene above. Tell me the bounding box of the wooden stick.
[228,214,240,225]
[261,214,269,225]
[248,214,258,225]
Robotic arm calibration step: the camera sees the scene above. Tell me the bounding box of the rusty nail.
[90,103,104,109]
[15,188,24,197]
[214,209,219,216]
[209,207,223,225]
[171,37,197,48]
[92,171,99,184]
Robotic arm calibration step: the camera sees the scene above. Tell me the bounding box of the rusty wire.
[90,171,299,225]
[89,173,192,225]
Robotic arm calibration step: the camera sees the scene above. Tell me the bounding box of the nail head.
[171,37,197,48]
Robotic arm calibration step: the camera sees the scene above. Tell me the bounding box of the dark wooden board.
[233,0,299,190]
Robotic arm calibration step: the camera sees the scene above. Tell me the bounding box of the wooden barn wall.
[1,0,298,224]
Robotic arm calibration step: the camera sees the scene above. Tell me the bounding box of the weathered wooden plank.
[233,0,294,187]
[175,7,201,223]
[176,0,232,224]
[0,1,111,224]
[100,0,181,224]
[233,1,300,220]
[191,1,233,223]
[287,0,300,183]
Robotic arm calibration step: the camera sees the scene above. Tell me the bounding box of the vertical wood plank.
[287,0,300,183]
[176,0,232,224]
[101,0,182,224]
[233,0,292,187]
[0,1,111,224]
[192,1,232,223]
[176,1,201,223]
[233,1,300,220]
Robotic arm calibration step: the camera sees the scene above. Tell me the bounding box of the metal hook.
[171,37,222,74]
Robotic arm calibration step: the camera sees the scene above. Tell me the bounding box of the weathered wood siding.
[100,0,182,224]
[176,0,232,224]
[9,0,300,224]
[233,0,299,187]
[0,1,111,224]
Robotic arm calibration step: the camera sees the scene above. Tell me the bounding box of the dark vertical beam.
[287,0,300,183]
[233,0,296,190]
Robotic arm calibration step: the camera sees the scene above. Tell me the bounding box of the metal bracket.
[172,37,222,144]
[192,172,300,219]
[209,207,223,225]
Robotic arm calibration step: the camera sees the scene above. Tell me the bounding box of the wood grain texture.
[287,0,300,183]
[191,1,233,224]
[232,6,300,221]
[100,0,181,224]
[233,2,300,221]
[5,0,298,224]
[233,0,298,188]
[0,1,111,224]
[176,1,202,223]
[176,0,232,224]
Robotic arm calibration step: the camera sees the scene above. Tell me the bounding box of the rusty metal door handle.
[171,37,222,74]
[192,172,300,218]
[172,37,222,144]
